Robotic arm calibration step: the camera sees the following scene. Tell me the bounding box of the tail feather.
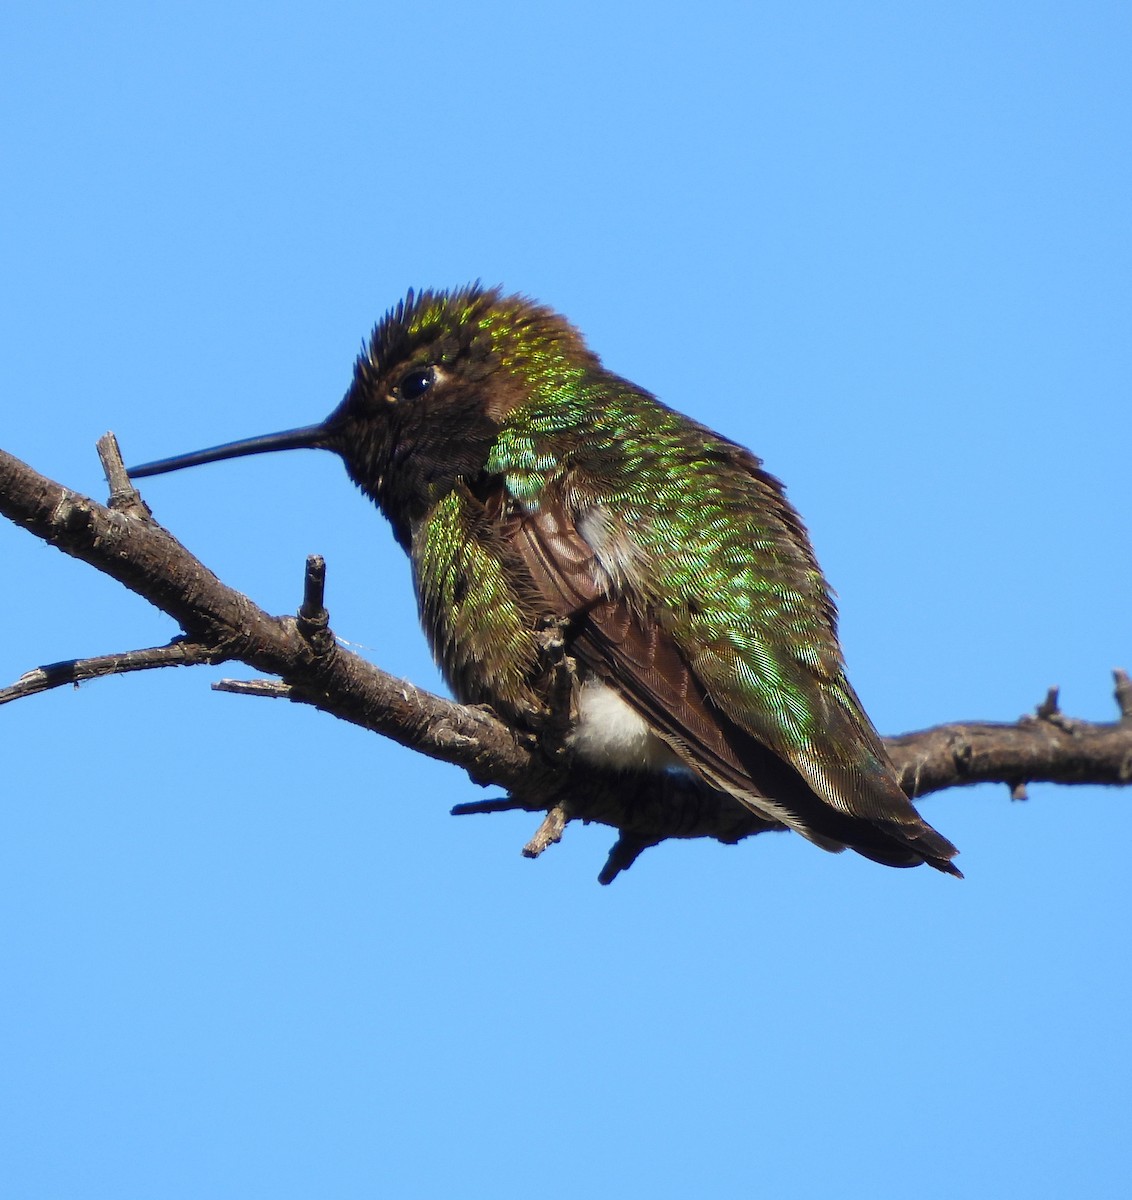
[707,720,962,876]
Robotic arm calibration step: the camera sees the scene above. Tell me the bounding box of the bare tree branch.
[0,442,533,787]
[3,439,1130,881]
[0,639,221,705]
[889,686,1132,800]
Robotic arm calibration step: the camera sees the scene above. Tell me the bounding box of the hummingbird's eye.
[397,366,436,401]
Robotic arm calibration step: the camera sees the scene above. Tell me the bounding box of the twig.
[0,640,221,706]
[97,432,151,519]
[598,832,659,885]
[297,555,334,656]
[452,796,542,816]
[213,678,295,699]
[522,803,571,858]
[1114,669,1132,722]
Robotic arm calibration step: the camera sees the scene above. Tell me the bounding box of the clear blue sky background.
[2,3,1130,1197]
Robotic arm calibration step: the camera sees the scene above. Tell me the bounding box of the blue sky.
[2,3,1130,1197]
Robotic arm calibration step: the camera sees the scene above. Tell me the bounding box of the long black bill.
[127,423,333,479]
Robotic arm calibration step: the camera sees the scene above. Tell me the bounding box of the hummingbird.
[130,285,960,876]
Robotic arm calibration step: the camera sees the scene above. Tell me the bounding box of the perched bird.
[130,285,959,875]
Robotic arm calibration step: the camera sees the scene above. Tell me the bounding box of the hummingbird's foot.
[531,616,579,760]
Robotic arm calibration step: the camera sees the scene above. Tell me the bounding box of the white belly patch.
[567,678,676,771]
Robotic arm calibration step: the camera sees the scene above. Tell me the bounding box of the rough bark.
[3,439,1129,882]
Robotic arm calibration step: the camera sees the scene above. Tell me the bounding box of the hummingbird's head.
[313,285,599,539]
[128,285,598,542]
